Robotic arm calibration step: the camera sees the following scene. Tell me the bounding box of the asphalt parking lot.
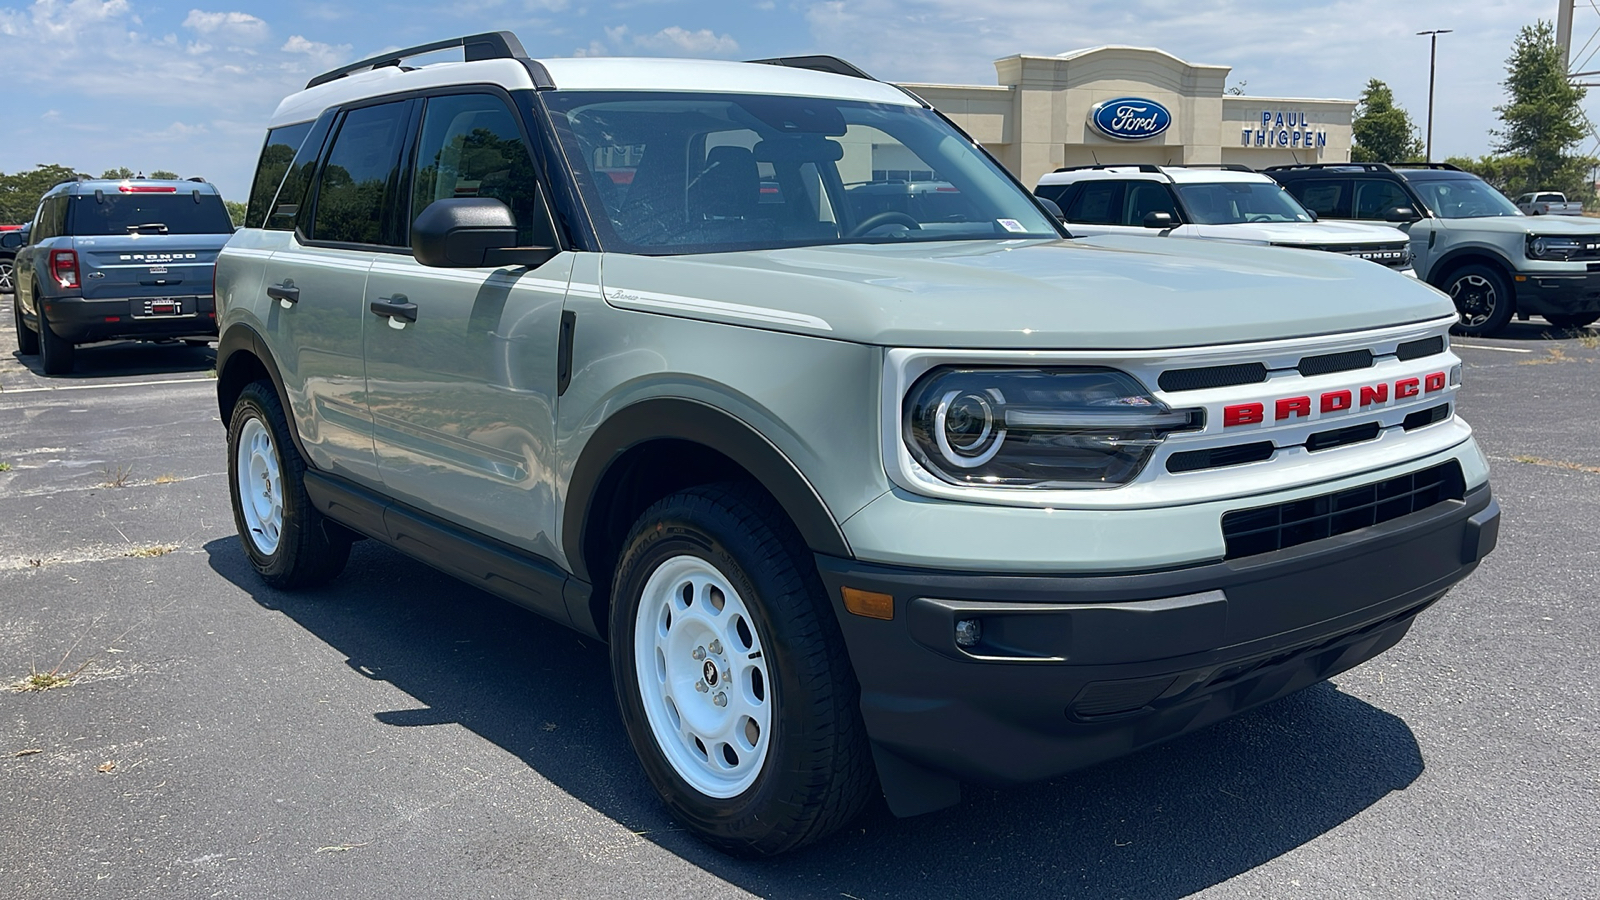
[1,310,1596,899]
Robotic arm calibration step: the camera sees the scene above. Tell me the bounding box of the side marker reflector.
[841,587,894,620]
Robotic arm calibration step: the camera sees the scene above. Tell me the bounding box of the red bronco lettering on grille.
[1222,372,1447,428]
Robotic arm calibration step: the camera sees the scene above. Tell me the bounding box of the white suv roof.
[271,53,918,128]
[1036,165,1270,186]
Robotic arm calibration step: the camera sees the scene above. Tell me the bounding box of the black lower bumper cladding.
[819,483,1498,816]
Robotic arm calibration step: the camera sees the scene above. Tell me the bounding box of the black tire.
[1443,264,1515,337]
[36,298,75,375]
[226,380,351,588]
[1545,312,1600,330]
[609,482,874,857]
[13,296,39,355]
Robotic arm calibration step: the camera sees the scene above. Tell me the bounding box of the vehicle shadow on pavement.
[9,340,214,378]
[206,537,1425,900]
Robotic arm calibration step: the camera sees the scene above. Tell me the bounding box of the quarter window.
[246,122,315,230]
[311,101,410,246]
[411,93,549,247]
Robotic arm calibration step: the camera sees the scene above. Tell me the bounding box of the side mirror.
[1036,196,1064,220]
[1384,206,1421,223]
[0,231,20,251]
[1142,211,1175,229]
[411,198,555,268]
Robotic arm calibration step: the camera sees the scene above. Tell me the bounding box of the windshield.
[1408,177,1523,219]
[66,191,234,236]
[543,91,1059,254]
[1174,182,1313,225]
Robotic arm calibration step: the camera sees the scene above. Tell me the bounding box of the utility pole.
[1558,0,1575,70]
[1417,29,1453,163]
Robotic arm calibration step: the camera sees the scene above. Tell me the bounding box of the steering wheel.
[847,211,921,237]
[1246,214,1275,223]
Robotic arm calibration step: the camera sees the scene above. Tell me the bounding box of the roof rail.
[1177,163,1256,172]
[1389,162,1463,171]
[1262,162,1397,173]
[747,55,877,81]
[1051,164,1164,174]
[307,31,528,90]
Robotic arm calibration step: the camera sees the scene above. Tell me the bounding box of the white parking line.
[0,376,215,394]
[1450,343,1533,354]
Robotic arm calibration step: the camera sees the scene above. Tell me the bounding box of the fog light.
[954,618,982,648]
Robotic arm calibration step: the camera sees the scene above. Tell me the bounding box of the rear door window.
[1288,179,1350,218]
[1064,181,1122,224]
[310,101,411,246]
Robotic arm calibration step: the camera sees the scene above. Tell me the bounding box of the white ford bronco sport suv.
[1035,164,1415,275]
[217,32,1499,856]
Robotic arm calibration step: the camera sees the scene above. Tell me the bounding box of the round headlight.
[934,388,1006,467]
[1531,236,1549,257]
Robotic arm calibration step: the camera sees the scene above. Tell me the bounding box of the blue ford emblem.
[1089,97,1173,141]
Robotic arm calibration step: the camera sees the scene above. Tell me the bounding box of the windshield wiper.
[125,223,170,234]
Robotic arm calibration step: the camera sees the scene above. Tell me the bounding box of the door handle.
[267,281,299,305]
[370,295,418,323]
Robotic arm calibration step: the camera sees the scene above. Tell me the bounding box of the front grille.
[1159,362,1268,392]
[1221,460,1465,559]
[1167,441,1275,473]
[1402,403,1451,430]
[1298,349,1374,377]
[1396,336,1444,360]
[1273,242,1412,269]
[1305,421,1381,452]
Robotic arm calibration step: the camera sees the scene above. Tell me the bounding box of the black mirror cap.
[1305,209,1319,222]
[411,198,556,268]
[1036,196,1064,220]
[1384,206,1421,223]
[1142,211,1176,229]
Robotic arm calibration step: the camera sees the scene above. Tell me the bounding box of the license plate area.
[141,298,185,317]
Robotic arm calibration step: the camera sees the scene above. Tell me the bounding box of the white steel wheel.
[235,415,284,556]
[634,554,773,798]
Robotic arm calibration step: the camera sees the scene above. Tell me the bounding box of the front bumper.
[42,295,218,343]
[819,483,1498,815]
[1512,270,1600,315]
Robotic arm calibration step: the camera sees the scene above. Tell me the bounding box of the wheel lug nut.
[696,680,708,693]
[722,670,731,684]
[708,640,722,655]
[692,647,706,660]
[713,692,727,707]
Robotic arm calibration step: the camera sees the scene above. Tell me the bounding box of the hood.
[1192,220,1409,246]
[1447,214,1600,237]
[598,236,1453,350]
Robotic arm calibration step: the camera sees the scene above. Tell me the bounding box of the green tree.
[224,200,247,227]
[1351,79,1424,163]
[100,166,135,179]
[1494,20,1591,195]
[0,164,91,224]
[150,169,179,180]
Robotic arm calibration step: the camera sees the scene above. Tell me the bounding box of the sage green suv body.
[216,33,1499,856]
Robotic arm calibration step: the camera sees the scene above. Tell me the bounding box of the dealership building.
[900,45,1357,187]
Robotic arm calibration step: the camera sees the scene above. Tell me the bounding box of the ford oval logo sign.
[1089,97,1172,141]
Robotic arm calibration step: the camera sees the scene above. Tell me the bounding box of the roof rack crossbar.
[746,55,878,81]
[1389,162,1463,171]
[307,31,528,90]
[1178,163,1256,172]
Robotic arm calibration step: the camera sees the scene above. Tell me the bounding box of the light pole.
[1417,29,1453,162]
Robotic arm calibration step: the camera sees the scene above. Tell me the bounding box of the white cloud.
[601,24,740,57]
[182,9,268,42]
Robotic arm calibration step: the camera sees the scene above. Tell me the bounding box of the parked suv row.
[216,32,1496,855]
[11,177,231,373]
[1035,165,1415,275]
[1266,162,1600,334]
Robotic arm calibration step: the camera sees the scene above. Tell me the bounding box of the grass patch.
[16,671,75,692]
[124,544,177,559]
[1512,454,1600,474]
[99,464,134,488]
[0,461,11,472]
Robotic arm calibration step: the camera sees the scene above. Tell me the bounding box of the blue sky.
[0,0,1575,206]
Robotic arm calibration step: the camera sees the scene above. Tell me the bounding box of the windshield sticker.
[997,218,1027,233]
